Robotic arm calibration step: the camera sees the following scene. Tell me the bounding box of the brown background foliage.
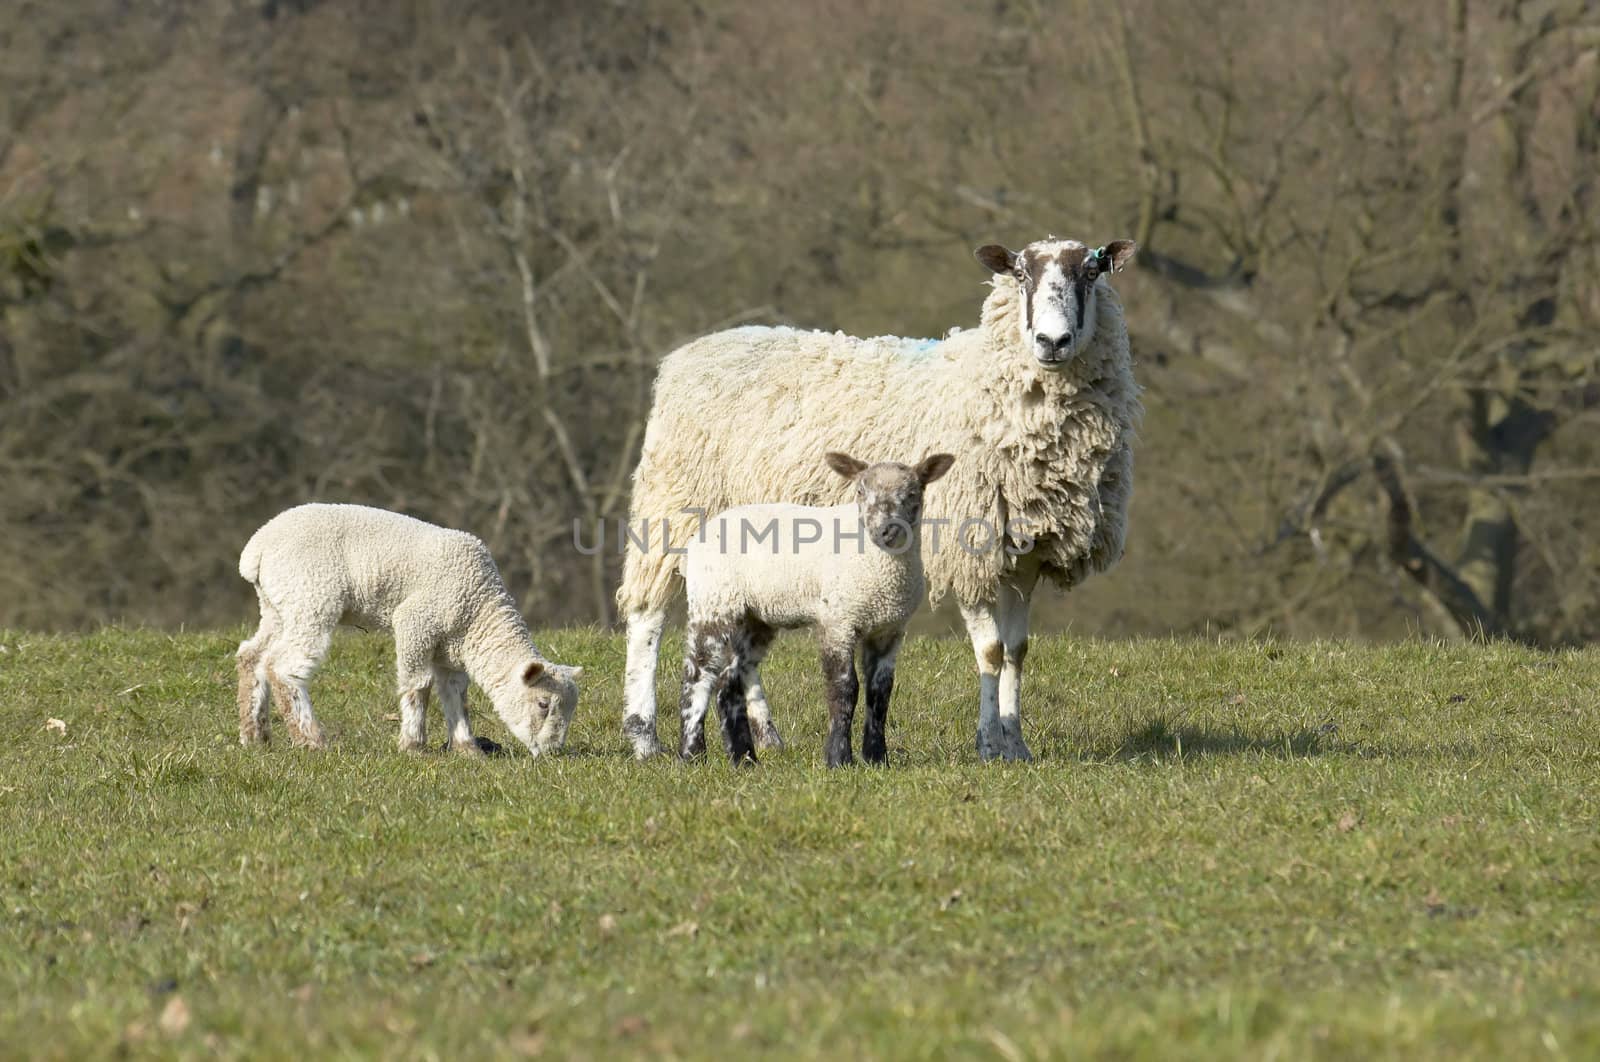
[2,0,1597,642]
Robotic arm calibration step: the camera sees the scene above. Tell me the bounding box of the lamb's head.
[824,450,955,553]
[976,238,1136,367]
[502,659,583,757]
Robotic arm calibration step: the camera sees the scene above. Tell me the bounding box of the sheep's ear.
[566,666,584,682]
[521,660,545,685]
[1101,240,1137,273]
[975,244,1018,276]
[824,451,868,480]
[916,453,956,485]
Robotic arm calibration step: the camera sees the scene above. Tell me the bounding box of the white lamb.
[235,503,582,756]
[678,451,954,767]
[619,236,1141,762]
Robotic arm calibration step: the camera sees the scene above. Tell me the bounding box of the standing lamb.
[680,450,954,767]
[619,236,1140,762]
[236,503,582,756]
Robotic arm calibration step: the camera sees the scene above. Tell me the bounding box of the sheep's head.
[824,451,955,553]
[503,659,583,756]
[976,238,1136,367]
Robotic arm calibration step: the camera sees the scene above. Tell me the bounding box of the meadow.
[1,628,1597,1059]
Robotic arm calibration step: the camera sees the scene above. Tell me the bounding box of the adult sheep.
[617,237,1141,761]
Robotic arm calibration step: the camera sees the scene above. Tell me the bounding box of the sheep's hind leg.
[677,624,722,760]
[236,605,278,746]
[714,663,757,766]
[265,634,331,750]
[741,623,782,750]
[434,667,479,756]
[622,608,668,759]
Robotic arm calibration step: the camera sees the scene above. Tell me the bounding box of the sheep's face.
[825,451,956,553]
[976,238,1136,367]
[505,660,583,756]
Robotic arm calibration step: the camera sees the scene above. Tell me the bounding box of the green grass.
[1,628,1598,1059]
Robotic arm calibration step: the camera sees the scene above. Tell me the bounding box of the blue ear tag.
[1094,245,1108,261]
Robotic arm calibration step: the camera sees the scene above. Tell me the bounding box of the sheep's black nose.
[1035,332,1072,352]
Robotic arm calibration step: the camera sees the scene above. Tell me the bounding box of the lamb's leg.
[820,633,860,768]
[860,632,902,765]
[396,675,432,752]
[994,574,1038,763]
[742,623,783,751]
[434,667,479,756]
[677,624,720,760]
[393,621,436,752]
[714,662,757,766]
[264,633,330,750]
[622,608,668,759]
[236,604,278,746]
[958,600,1007,762]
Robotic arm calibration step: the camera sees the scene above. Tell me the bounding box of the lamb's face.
[506,661,583,757]
[825,451,956,553]
[976,238,1136,368]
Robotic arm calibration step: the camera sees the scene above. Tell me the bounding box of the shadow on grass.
[1078,714,1349,763]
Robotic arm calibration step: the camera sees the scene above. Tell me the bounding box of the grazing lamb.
[236,503,582,756]
[679,451,954,767]
[619,236,1140,762]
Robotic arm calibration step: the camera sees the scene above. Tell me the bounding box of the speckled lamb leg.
[678,624,722,760]
[860,632,902,765]
[819,634,860,768]
[740,623,781,750]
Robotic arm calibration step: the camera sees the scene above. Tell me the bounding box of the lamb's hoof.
[622,715,662,760]
[751,719,786,751]
[449,738,486,758]
[298,728,327,751]
[397,736,427,753]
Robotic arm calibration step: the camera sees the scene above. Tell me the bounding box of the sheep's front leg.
[958,600,1008,762]
[860,632,902,765]
[434,667,479,756]
[820,634,860,768]
[994,574,1037,763]
[396,675,432,752]
[622,608,668,759]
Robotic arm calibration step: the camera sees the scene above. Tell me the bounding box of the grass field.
[1,627,1597,1059]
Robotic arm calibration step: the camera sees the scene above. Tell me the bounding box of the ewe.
[678,451,954,767]
[236,504,582,756]
[620,237,1140,761]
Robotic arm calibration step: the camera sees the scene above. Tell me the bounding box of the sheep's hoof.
[397,735,427,753]
[622,715,662,760]
[977,727,1032,762]
[450,738,485,758]
[751,719,786,752]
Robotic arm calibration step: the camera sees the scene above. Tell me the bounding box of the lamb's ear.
[824,451,868,480]
[565,666,584,682]
[1102,239,1137,273]
[975,244,1018,276]
[521,660,545,685]
[916,452,956,485]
